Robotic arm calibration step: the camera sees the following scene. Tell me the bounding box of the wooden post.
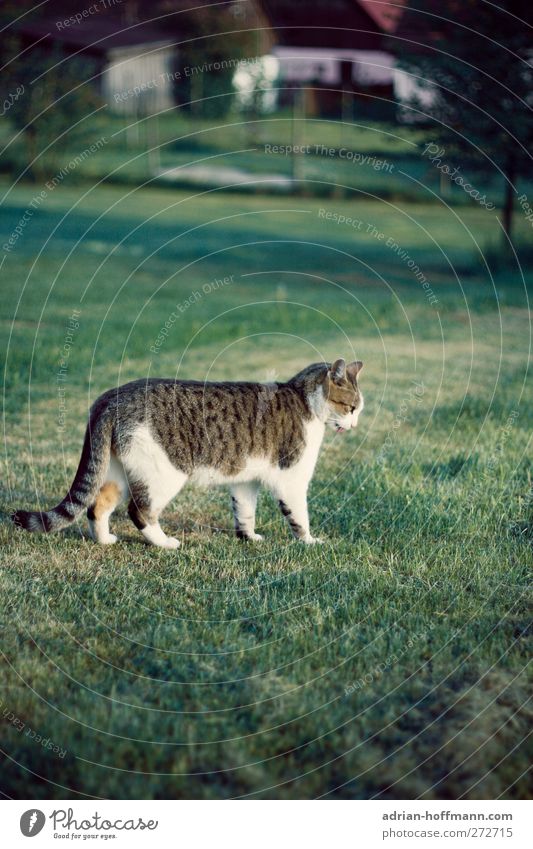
[291,86,305,186]
[147,111,160,174]
[502,158,516,245]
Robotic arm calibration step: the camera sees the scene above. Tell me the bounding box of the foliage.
[155,0,259,118]
[393,0,533,241]
[0,5,101,181]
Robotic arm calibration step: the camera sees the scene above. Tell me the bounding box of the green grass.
[0,173,532,799]
[3,110,532,208]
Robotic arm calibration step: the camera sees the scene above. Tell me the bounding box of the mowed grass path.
[0,179,531,799]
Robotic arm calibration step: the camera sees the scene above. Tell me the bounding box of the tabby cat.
[12,358,364,548]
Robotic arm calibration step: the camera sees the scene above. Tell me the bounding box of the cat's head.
[323,358,364,433]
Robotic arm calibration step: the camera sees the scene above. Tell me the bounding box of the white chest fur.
[289,417,325,477]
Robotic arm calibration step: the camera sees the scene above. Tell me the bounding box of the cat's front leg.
[230,482,263,541]
[275,481,323,544]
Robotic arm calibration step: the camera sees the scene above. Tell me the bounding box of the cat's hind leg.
[87,456,128,545]
[121,424,188,549]
[230,481,262,541]
[127,477,186,549]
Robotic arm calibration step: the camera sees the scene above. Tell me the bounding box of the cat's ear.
[329,358,346,381]
[347,361,363,381]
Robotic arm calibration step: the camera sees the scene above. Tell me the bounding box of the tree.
[154,0,259,118]
[0,3,101,180]
[394,0,533,244]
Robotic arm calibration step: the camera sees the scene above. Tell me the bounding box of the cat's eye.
[350,406,356,413]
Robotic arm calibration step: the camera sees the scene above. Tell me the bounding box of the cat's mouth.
[335,424,346,433]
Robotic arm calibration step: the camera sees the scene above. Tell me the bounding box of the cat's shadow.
[2,503,236,549]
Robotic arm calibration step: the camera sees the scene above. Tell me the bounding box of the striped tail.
[12,411,112,534]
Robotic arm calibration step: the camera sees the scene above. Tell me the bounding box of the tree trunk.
[502,158,516,245]
[25,126,38,183]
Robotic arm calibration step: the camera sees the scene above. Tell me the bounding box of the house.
[16,16,176,115]
[259,0,407,117]
[17,0,276,116]
[15,0,413,119]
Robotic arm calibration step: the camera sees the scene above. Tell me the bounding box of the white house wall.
[273,47,394,86]
[393,66,437,121]
[104,44,175,115]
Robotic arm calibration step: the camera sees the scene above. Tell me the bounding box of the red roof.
[357,0,406,33]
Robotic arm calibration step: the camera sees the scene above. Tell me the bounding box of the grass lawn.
[4,110,532,208]
[0,175,531,799]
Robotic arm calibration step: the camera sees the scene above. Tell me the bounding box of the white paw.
[249,533,264,541]
[142,524,181,549]
[161,536,181,550]
[302,536,325,545]
[100,534,118,545]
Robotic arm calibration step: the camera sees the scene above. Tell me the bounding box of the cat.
[12,358,364,549]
